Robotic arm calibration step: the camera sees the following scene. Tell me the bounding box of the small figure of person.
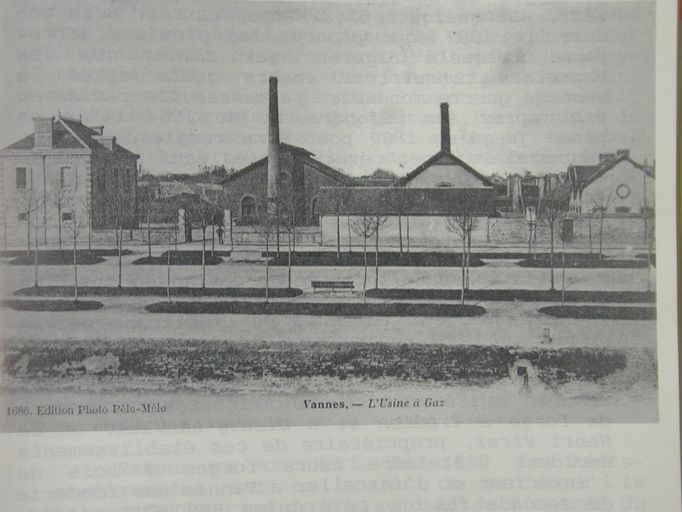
[217,225,225,245]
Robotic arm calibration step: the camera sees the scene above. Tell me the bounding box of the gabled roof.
[396,150,494,187]
[224,142,353,186]
[3,116,139,158]
[570,153,654,192]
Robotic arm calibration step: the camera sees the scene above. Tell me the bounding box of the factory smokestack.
[267,76,280,202]
[440,103,450,154]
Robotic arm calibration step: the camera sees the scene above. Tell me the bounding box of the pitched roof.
[224,142,353,186]
[3,116,139,157]
[317,186,496,216]
[396,150,494,187]
[569,153,654,191]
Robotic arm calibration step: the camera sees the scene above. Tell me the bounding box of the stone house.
[0,114,139,247]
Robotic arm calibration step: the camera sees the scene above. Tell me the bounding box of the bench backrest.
[311,280,354,287]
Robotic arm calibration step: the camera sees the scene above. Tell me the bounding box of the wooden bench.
[311,280,355,293]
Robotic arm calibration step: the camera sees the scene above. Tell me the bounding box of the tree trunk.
[292,225,296,253]
[398,214,403,255]
[599,213,604,260]
[167,235,172,303]
[265,235,270,304]
[73,223,78,301]
[211,223,215,257]
[87,209,92,254]
[229,218,234,251]
[466,225,472,290]
[26,221,31,256]
[461,236,466,305]
[147,209,152,258]
[287,229,292,288]
[406,215,410,253]
[374,220,379,289]
[561,239,566,304]
[275,216,280,257]
[528,224,533,260]
[362,234,368,303]
[118,224,123,288]
[201,226,206,289]
[336,213,341,259]
[347,215,352,253]
[549,223,555,290]
[33,212,39,288]
[588,214,592,255]
[57,204,62,249]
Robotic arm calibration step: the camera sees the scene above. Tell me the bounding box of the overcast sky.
[0,0,655,177]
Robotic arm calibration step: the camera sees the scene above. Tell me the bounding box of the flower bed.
[3,339,634,389]
[0,299,104,312]
[539,305,656,320]
[14,286,302,298]
[133,251,223,265]
[518,254,647,268]
[366,288,655,303]
[263,251,484,267]
[145,301,487,317]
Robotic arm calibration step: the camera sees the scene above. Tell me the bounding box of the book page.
[0,0,678,510]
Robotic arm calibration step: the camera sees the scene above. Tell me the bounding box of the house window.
[124,168,131,191]
[241,196,256,224]
[60,166,74,188]
[16,168,27,189]
[615,206,631,213]
[17,212,27,221]
[62,212,73,221]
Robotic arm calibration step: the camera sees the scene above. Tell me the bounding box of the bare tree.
[16,190,44,287]
[109,191,134,288]
[388,187,413,256]
[350,215,378,303]
[590,191,612,260]
[48,178,72,249]
[185,193,218,289]
[539,187,570,290]
[371,213,388,289]
[445,213,474,305]
[326,187,350,259]
[62,200,88,301]
[16,190,42,257]
[166,223,177,303]
[81,195,94,254]
[277,177,303,289]
[252,209,279,303]
[137,187,155,258]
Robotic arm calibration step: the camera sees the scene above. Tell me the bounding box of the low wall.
[320,214,652,248]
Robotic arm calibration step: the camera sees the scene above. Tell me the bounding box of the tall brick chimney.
[267,76,280,202]
[33,117,54,150]
[440,103,450,154]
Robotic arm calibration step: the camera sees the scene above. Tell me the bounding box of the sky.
[0,0,655,177]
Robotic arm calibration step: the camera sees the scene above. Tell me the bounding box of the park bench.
[311,280,355,293]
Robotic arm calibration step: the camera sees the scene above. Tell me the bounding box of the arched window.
[241,196,256,224]
[311,196,319,225]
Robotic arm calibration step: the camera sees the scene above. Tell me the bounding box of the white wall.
[0,153,92,248]
[575,160,655,214]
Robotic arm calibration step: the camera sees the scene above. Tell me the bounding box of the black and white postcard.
[0,0,679,510]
